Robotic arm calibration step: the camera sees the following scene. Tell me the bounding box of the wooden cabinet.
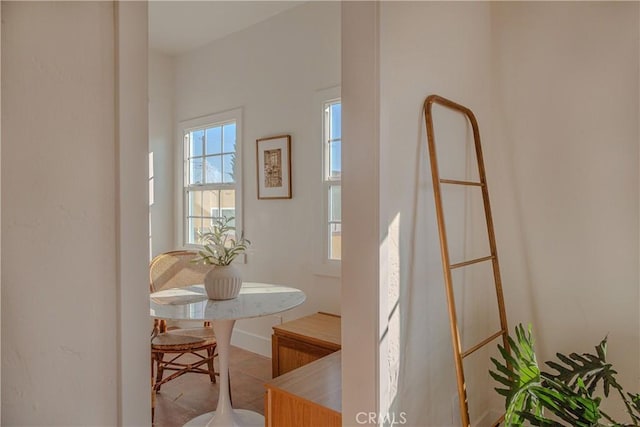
[264,351,342,427]
[271,312,341,377]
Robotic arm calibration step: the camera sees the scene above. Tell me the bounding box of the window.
[324,99,341,260]
[180,109,242,246]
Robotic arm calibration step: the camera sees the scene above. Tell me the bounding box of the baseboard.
[230,328,272,358]
[474,410,502,427]
[170,320,273,358]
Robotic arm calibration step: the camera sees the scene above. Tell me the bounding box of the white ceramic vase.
[204,264,243,300]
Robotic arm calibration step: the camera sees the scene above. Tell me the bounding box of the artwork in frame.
[256,134,292,199]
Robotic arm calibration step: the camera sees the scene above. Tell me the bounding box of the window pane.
[202,190,220,219]
[330,103,341,140]
[329,185,341,222]
[329,140,341,178]
[187,190,201,217]
[325,101,341,180]
[221,189,236,227]
[187,217,203,244]
[222,123,236,153]
[223,154,236,183]
[206,126,222,155]
[190,158,203,184]
[190,130,204,157]
[329,223,341,260]
[205,155,222,184]
[202,216,217,230]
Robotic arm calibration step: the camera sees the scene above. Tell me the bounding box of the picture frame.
[256,134,292,199]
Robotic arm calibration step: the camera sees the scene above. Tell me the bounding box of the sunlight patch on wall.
[380,212,401,416]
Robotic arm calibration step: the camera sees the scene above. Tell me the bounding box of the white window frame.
[312,86,341,277]
[176,108,244,251]
[324,98,342,262]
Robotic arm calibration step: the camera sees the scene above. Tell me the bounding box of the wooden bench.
[271,312,341,377]
[264,351,341,427]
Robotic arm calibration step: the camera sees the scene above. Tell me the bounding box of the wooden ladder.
[423,94,509,427]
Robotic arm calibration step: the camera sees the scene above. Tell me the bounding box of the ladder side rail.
[424,96,470,427]
[465,107,510,353]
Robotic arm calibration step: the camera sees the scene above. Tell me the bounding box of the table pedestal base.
[184,409,264,427]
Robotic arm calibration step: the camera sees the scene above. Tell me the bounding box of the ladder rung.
[440,179,483,187]
[450,255,494,269]
[461,330,505,358]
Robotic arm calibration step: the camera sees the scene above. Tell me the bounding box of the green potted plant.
[490,324,640,426]
[194,216,250,300]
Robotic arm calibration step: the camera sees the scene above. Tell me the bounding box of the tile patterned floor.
[153,345,271,426]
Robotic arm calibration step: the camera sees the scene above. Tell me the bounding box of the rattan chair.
[150,251,218,393]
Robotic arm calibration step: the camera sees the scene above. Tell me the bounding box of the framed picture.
[256,134,292,199]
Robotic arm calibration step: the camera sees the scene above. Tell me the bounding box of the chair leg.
[151,354,156,424]
[207,347,216,384]
[154,352,165,392]
[151,390,156,425]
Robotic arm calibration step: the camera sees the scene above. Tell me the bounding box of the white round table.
[150,282,306,427]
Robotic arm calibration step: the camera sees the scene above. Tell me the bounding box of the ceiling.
[149,1,305,56]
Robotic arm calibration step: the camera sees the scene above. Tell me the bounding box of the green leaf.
[490,324,545,425]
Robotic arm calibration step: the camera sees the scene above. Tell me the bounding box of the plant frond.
[544,337,624,405]
[191,216,250,265]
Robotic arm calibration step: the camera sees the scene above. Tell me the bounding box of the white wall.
[342,2,380,425]
[490,2,639,418]
[170,1,341,355]
[2,2,150,425]
[2,2,118,424]
[115,2,152,425]
[149,50,176,258]
[0,2,3,421]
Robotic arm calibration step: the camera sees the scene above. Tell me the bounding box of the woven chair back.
[149,250,210,293]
